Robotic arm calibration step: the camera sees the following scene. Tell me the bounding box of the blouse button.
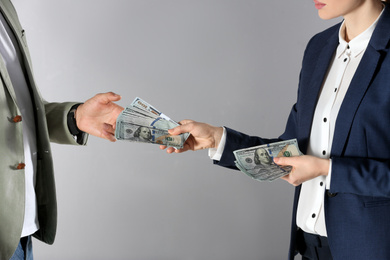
[327,191,337,197]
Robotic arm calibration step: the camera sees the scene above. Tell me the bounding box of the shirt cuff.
[325,159,332,188]
[208,127,227,161]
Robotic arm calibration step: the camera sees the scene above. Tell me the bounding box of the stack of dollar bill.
[233,139,302,182]
[115,97,190,148]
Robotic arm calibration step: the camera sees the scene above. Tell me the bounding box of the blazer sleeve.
[213,30,319,171]
[214,127,281,169]
[214,73,303,170]
[44,101,88,145]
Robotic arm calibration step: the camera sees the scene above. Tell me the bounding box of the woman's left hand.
[274,155,330,186]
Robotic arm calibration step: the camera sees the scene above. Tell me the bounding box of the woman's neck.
[344,1,384,41]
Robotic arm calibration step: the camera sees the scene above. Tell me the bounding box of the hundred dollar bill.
[127,97,190,140]
[116,121,187,148]
[131,97,174,123]
[233,139,302,182]
[119,109,178,130]
[115,97,190,148]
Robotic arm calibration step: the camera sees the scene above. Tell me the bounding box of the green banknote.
[115,97,190,148]
[233,139,302,182]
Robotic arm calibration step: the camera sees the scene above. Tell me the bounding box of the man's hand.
[274,155,330,186]
[160,120,223,153]
[75,92,124,142]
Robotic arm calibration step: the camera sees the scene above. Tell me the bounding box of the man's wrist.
[67,104,82,135]
[67,104,88,144]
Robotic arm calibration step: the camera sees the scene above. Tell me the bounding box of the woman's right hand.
[160,119,224,154]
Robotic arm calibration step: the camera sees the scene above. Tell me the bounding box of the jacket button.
[327,191,337,197]
[13,115,22,123]
[16,163,26,170]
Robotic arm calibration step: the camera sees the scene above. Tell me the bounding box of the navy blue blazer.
[216,5,390,260]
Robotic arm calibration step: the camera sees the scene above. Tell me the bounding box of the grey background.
[11,1,340,259]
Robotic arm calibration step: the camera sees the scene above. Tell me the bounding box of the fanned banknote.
[233,139,302,182]
[115,97,190,148]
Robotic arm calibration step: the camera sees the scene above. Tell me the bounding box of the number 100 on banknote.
[233,139,302,182]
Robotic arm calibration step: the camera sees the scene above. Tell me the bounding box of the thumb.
[178,119,194,125]
[273,156,291,166]
[168,119,194,135]
[97,92,122,103]
[168,124,188,136]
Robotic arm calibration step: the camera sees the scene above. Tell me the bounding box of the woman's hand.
[160,120,223,154]
[274,155,330,186]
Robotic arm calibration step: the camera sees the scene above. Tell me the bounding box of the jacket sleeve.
[44,101,88,145]
[214,127,280,170]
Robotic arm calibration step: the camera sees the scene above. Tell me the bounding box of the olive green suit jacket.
[0,1,87,259]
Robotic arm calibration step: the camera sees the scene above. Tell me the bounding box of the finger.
[108,105,125,125]
[160,145,168,150]
[94,124,116,142]
[178,119,194,125]
[280,174,289,181]
[167,120,194,135]
[106,134,117,142]
[101,130,117,142]
[103,123,115,135]
[96,92,122,104]
[174,143,191,153]
[166,147,177,153]
[280,174,295,186]
[169,123,193,136]
[281,172,302,186]
[273,156,294,166]
[168,126,183,135]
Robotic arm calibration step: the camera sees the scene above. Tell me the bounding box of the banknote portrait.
[131,126,152,142]
[254,148,273,165]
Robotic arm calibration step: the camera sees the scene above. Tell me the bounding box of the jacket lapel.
[331,6,390,156]
[299,30,339,153]
[0,0,42,111]
[0,2,35,72]
[0,0,24,106]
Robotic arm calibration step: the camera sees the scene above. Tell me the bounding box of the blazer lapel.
[331,6,390,156]
[299,31,339,152]
[0,0,41,110]
[0,1,24,106]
